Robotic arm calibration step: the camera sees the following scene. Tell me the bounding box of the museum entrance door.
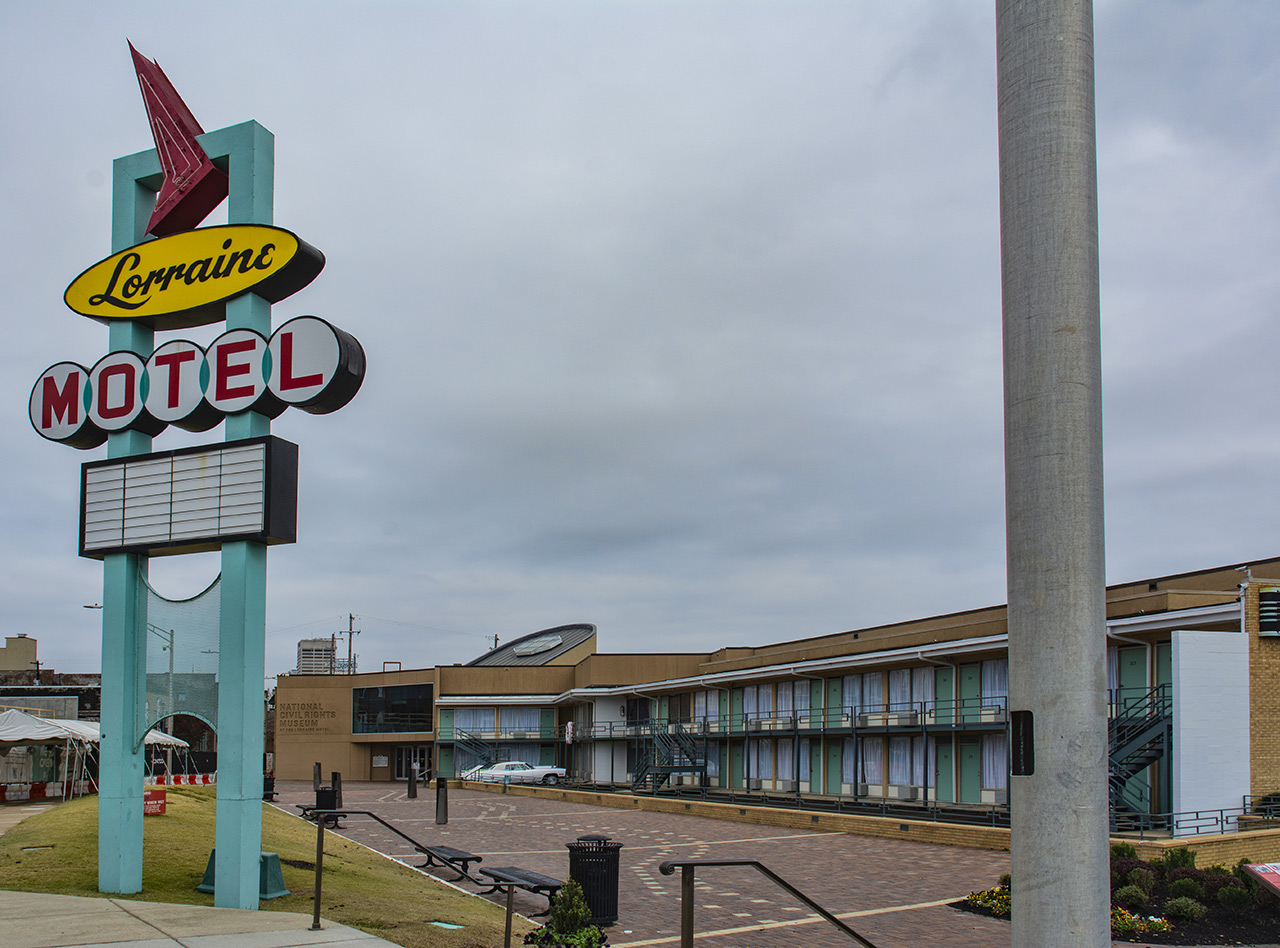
[394,745,431,780]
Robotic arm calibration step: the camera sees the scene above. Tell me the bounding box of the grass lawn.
[0,787,535,948]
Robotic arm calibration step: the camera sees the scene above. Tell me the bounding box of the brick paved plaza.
[276,780,1016,947]
[277,781,1280,947]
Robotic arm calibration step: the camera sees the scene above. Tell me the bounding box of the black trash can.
[315,785,337,811]
[566,834,622,925]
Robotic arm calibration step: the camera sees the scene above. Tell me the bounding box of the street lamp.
[147,624,176,778]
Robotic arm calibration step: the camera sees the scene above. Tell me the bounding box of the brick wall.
[1248,583,1280,797]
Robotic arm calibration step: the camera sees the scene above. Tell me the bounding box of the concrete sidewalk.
[0,802,399,948]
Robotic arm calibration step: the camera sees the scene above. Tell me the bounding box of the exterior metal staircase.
[632,722,707,793]
[1108,683,1172,831]
[455,728,497,771]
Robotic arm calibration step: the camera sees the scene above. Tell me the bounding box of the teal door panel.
[934,667,954,724]
[958,664,981,722]
[935,738,954,802]
[826,679,842,727]
[959,739,981,803]
[809,741,823,793]
[825,741,841,795]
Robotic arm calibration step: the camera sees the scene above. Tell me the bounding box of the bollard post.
[310,812,325,930]
[680,865,694,948]
[331,772,342,809]
[436,776,448,825]
[408,764,418,799]
[312,761,321,794]
[504,885,514,948]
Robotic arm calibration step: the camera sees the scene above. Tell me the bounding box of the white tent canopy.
[0,708,188,754]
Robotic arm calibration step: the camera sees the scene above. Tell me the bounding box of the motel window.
[668,692,691,724]
[454,707,496,734]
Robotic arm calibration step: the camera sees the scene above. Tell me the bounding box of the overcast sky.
[2,2,1277,684]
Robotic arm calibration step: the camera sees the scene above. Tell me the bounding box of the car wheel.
[543,774,559,786]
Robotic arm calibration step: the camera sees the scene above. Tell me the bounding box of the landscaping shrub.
[998,872,1011,889]
[1110,857,1156,886]
[1218,884,1254,916]
[1113,884,1149,911]
[1168,877,1206,901]
[1127,867,1155,894]
[1152,846,1197,875]
[525,878,606,948]
[1111,842,1138,861]
[1164,896,1208,922]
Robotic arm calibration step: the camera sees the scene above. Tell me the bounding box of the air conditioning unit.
[747,778,764,790]
[857,783,885,797]
[979,707,1007,723]
[886,712,919,726]
[777,779,798,792]
[748,719,763,731]
[888,785,919,801]
[982,788,1009,805]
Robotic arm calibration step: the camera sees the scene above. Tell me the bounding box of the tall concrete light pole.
[996,2,1109,946]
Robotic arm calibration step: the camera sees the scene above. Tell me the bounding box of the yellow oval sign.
[64,224,324,330]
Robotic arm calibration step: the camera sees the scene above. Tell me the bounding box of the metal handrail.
[658,858,881,948]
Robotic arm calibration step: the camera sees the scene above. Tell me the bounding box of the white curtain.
[861,672,883,713]
[888,736,911,784]
[703,690,720,723]
[860,736,884,783]
[842,738,856,782]
[842,674,860,713]
[750,739,773,779]
[502,707,540,731]
[982,733,1008,789]
[912,736,926,786]
[694,691,706,721]
[743,685,759,718]
[888,669,911,709]
[776,681,793,714]
[981,659,1009,701]
[706,745,720,777]
[777,738,794,779]
[794,682,810,714]
[454,707,496,733]
[912,667,935,710]
[799,739,811,781]
[498,743,540,765]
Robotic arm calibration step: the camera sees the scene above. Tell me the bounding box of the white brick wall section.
[1173,629,1250,819]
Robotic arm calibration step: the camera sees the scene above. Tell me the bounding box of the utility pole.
[997,1,1108,945]
[29,660,42,686]
[346,614,360,675]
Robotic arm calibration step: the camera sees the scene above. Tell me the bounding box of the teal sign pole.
[97,121,276,908]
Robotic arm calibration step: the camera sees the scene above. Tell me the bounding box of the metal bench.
[416,845,482,881]
[477,866,562,914]
[294,804,342,828]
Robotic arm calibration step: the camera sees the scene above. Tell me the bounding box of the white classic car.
[462,760,567,785]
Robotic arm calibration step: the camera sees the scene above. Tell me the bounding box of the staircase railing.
[455,728,497,771]
[1108,683,1172,827]
[659,858,881,947]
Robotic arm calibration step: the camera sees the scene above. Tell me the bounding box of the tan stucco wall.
[273,670,434,781]
[0,635,37,672]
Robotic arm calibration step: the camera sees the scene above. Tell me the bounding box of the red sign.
[143,787,167,815]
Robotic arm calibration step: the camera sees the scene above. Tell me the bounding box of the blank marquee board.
[80,435,298,558]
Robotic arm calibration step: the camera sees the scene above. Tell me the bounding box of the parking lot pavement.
[274,781,1014,947]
